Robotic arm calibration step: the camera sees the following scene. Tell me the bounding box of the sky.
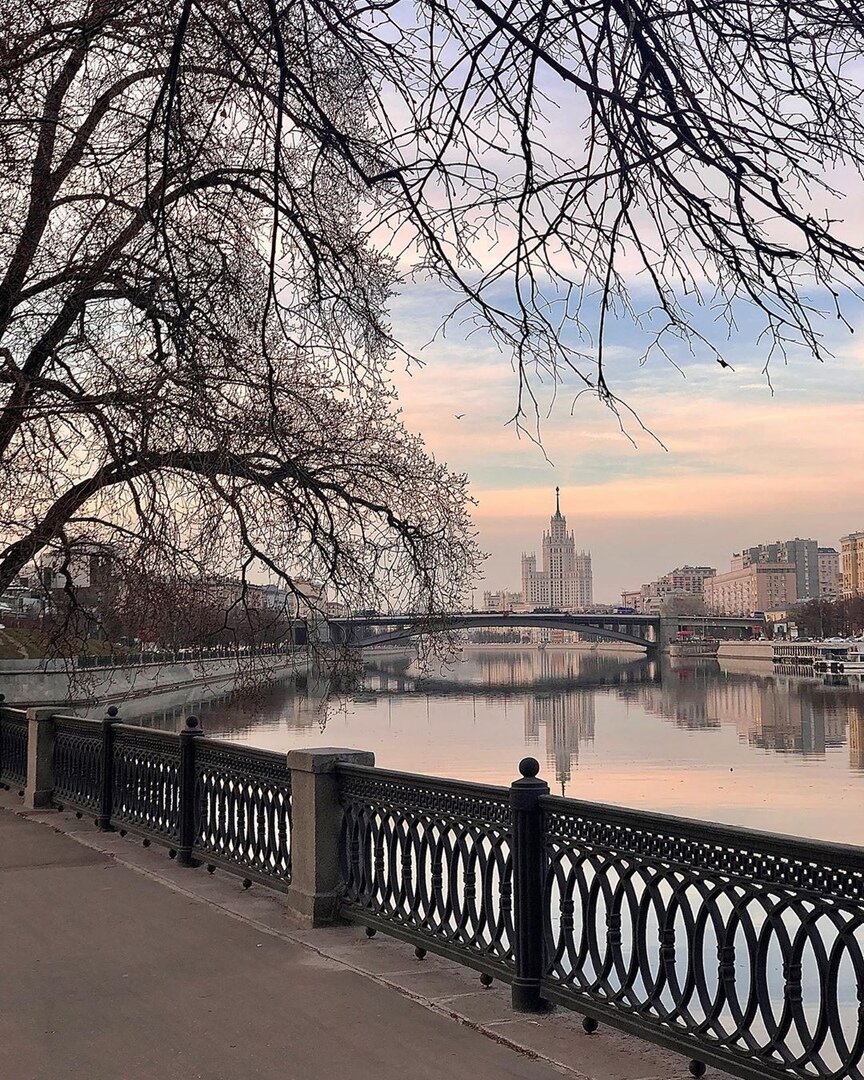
[388,284,864,604]
[353,27,864,607]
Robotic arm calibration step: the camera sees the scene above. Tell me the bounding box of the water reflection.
[136,647,864,845]
[354,649,864,785]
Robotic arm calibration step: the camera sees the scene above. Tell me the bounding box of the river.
[138,646,864,846]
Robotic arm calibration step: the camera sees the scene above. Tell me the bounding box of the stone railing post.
[510,756,552,1013]
[177,715,204,866]
[96,706,120,831]
[0,693,7,782]
[286,747,374,927]
[24,708,56,810]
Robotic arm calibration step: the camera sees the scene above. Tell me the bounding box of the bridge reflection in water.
[125,647,864,847]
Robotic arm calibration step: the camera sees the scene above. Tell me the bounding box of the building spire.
[555,486,561,517]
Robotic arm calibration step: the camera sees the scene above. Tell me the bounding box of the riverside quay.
[2,697,863,1080]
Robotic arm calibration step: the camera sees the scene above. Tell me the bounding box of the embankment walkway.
[0,796,701,1080]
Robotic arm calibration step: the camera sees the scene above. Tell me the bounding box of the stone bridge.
[327,612,764,653]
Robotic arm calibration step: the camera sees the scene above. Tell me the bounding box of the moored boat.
[774,638,864,673]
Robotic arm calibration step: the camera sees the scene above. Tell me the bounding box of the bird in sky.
[454,413,465,420]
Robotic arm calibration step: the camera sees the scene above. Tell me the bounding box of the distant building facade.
[521,490,592,611]
[840,531,864,599]
[39,543,116,594]
[621,566,715,614]
[192,577,326,618]
[817,547,841,598]
[659,566,716,596]
[261,578,326,618]
[734,538,818,601]
[0,573,45,621]
[38,543,118,611]
[704,563,798,615]
[482,590,522,612]
[619,588,646,612]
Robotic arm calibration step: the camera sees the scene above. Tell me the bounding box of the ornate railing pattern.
[540,795,864,1080]
[111,725,181,841]
[195,741,292,888]
[53,716,102,812]
[5,696,862,1080]
[0,708,295,883]
[338,764,515,978]
[0,706,27,787]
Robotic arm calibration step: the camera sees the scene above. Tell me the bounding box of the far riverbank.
[0,652,310,710]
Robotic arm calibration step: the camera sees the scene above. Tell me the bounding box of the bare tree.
[0,0,479,623]
[154,0,864,420]
[794,596,864,637]
[3,0,863,630]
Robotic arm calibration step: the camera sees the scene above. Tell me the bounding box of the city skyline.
[469,483,857,609]
[390,286,864,603]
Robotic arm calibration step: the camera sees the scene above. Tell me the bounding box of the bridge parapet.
[326,611,764,652]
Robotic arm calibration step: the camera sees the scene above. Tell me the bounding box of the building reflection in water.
[368,647,652,794]
[644,661,859,759]
[524,691,595,795]
[849,704,864,770]
[132,647,864,788]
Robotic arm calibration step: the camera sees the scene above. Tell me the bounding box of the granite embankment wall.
[716,640,774,663]
[0,653,306,708]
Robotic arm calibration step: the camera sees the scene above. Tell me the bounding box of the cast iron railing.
[47,712,291,888]
[1,643,295,674]
[5,699,862,1080]
[338,759,864,1080]
[540,795,864,1080]
[339,764,514,980]
[195,740,292,888]
[73,642,295,671]
[53,716,102,811]
[0,702,27,788]
[111,724,182,842]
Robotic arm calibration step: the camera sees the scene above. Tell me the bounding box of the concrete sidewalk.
[0,797,700,1080]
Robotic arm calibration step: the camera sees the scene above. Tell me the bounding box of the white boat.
[773,638,864,672]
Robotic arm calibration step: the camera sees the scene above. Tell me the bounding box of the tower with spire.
[521,488,593,611]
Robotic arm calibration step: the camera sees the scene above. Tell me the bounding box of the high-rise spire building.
[521,488,593,611]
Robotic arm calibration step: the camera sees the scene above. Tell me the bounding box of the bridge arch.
[342,615,654,651]
[328,611,763,651]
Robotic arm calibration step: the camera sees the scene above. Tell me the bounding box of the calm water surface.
[145,648,864,846]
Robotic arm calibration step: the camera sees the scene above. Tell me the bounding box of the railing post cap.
[183,714,204,735]
[286,747,375,773]
[105,705,119,719]
[511,756,549,797]
[25,707,56,722]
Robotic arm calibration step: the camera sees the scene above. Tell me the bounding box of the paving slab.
[485,1016,693,1080]
[1,807,565,1080]
[0,812,107,870]
[382,962,504,1001]
[1,793,733,1080]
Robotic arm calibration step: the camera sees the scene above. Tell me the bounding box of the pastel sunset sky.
[389,283,864,603]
